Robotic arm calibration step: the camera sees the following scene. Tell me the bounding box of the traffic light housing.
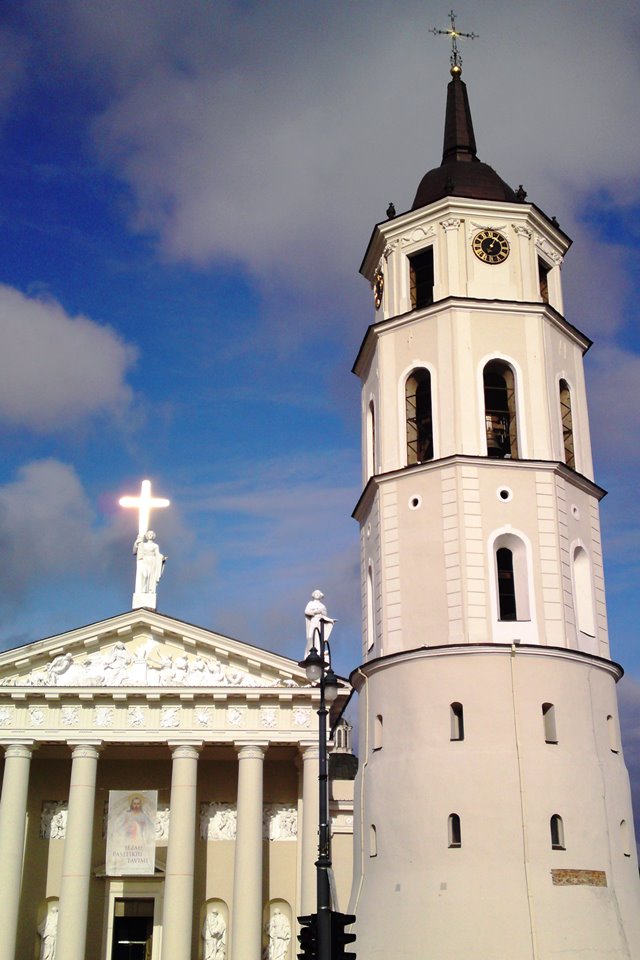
[331,911,357,959]
[297,913,318,960]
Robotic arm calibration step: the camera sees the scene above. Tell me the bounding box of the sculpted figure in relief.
[202,909,226,960]
[133,530,166,595]
[5,638,296,689]
[265,909,290,960]
[37,904,58,960]
[41,802,68,840]
[155,806,170,841]
[103,642,132,685]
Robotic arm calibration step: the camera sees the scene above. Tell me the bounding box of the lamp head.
[299,647,323,683]
[324,668,339,703]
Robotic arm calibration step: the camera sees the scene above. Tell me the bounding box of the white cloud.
[22,0,635,285]
[0,284,136,432]
[586,343,640,467]
[0,460,98,603]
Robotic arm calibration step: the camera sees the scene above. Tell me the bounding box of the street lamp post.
[300,591,339,960]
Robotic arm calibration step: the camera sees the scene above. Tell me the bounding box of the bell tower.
[348,29,640,959]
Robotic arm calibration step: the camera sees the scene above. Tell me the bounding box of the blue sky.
[1,0,640,808]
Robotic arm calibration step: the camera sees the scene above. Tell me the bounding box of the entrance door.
[111,899,154,960]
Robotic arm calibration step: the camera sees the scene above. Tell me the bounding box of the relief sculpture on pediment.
[1,638,301,689]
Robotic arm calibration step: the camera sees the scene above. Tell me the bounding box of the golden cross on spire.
[430,10,478,76]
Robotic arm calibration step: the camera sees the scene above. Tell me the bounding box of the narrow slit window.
[542,703,557,744]
[406,369,433,464]
[607,714,619,754]
[559,380,575,469]
[450,703,464,741]
[484,361,519,459]
[496,548,517,621]
[621,819,631,857]
[374,714,383,751]
[550,814,565,850]
[370,824,378,857]
[409,248,434,310]
[448,813,462,848]
[538,258,550,303]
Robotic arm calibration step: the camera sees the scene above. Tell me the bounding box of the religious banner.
[106,790,157,875]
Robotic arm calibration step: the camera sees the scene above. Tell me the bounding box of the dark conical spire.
[412,70,518,211]
[442,72,477,163]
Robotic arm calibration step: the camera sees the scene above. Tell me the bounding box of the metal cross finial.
[430,10,478,75]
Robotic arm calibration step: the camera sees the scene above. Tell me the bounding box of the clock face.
[472,229,510,264]
[373,271,384,310]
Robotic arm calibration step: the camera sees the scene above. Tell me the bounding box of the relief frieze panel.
[0,637,301,689]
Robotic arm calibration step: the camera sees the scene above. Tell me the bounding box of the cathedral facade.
[0,608,354,960]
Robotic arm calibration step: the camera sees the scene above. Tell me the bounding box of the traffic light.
[331,911,356,959]
[297,913,318,960]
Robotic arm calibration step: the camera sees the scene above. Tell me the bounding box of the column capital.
[3,742,35,760]
[299,742,320,761]
[235,742,267,761]
[67,742,102,760]
[168,742,202,760]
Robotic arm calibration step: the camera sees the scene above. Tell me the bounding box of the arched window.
[448,814,462,848]
[406,369,433,464]
[542,703,557,744]
[559,380,575,468]
[550,814,565,850]
[572,546,595,638]
[484,360,519,459]
[493,534,531,623]
[496,548,516,621]
[374,714,383,751]
[366,562,375,651]
[367,399,376,476]
[450,703,464,741]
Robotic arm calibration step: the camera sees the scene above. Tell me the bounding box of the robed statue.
[133,530,166,596]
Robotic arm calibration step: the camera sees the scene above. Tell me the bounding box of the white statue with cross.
[119,479,170,609]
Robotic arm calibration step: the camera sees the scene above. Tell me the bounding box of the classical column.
[0,742,34,960]
[160,743,201,960]
[56,742,101,960]
[231,743,266,960]
[299,743,320,916]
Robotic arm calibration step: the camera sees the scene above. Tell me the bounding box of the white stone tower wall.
[358,462,609,659]
[351,648,640,959]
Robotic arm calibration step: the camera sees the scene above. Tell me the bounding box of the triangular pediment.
[0,610,308,691]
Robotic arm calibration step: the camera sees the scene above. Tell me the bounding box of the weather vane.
[430,10,478,76]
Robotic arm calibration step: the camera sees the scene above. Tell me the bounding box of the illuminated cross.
[119,479,170,536]
[430,10,478,74]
